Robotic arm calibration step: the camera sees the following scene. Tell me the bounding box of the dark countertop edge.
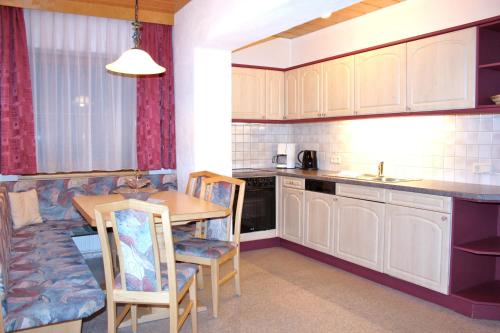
[232,169,500,202]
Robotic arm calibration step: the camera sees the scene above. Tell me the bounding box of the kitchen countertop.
[232,168,500,202]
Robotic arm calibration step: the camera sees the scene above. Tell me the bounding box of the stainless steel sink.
[326,173,419,183]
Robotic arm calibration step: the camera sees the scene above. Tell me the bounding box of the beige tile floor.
[83,247,500,333]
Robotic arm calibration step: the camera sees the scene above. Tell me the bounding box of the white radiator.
[72,235,102,258]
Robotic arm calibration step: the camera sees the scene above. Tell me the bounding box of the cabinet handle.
[441,216,448,222]
[332,198,338,202]
[283,115,287,120]
[406,106,411,111]
[262,115,266,119]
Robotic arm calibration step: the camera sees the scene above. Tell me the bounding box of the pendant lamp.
[106,0,166,75]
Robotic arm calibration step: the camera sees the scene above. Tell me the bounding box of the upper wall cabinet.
[265,70,285,120]
[299,64,323,118]
[322,56,355,117]
[355,44,407,115]
[285,69,301,119]
[407,28,476,111]
[232,67,266,119]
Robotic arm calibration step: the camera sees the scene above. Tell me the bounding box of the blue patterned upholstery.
[0,174,177,221]
[4,220,105,332]
[114,209,157,291]
[115,263,197,292]
[0,187,12,318]
[205,182,233,241]
[175,238,235,259]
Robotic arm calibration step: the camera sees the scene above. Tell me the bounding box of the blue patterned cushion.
[115,209,157,292]
[0,187,12,317]
[0,174,177,221]
[5,220,105,332]
[172,222,197,243]
[115,263,197,292]
[175,238,235,259]
[205,182,233,241]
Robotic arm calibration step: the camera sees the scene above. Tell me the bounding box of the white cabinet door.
[336,196,385,272]
[284,69,301,119]
[265,70,285,120]
[281,187,304,244]
[304,192,336,254]
[384,205,451,294]
[407,28,476,112]
[355,44,407,115]
[323,56,355,117]
[232,67,266,119]
[299,64,323,119]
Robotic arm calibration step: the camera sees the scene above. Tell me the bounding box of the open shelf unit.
[477,20,500,108]
[451,198,500,319]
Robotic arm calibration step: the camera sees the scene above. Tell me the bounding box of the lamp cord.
[132,0,141,48]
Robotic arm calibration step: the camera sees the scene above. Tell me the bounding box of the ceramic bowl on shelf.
[491,94,500,105]
[113,187,158,201]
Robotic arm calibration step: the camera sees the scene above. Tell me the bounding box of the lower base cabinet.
[281,187,304,244]
[335,196,385,272]
[384,204,451,294]
[303,191,336,254]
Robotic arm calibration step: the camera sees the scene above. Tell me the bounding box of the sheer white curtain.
[24,9,137,173]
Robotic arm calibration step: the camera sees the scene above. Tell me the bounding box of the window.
[25,9,137,173]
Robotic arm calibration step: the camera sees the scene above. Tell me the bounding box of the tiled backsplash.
[233,113,500,185]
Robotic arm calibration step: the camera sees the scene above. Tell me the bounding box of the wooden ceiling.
[275,0,402,39]
[0,0,190,25]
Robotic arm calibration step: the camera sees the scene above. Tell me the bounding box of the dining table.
[72,190,231,327]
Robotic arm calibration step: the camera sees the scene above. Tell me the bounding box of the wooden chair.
[94,199,198,333]
[175,175,245,318]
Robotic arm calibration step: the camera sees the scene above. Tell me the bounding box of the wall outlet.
[331,155,342,164]
[472,162,491,174]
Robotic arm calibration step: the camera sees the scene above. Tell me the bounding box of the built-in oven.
[233,176,276,233]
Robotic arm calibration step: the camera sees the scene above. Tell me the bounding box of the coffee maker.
[298,150,318,170]
[273,143,296,169]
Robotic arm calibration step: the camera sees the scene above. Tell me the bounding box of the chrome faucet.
[377,161,384,178]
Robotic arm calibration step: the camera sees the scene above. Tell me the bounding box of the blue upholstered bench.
[0,173,177,332]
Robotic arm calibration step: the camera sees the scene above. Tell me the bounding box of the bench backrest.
[0,174,177,221]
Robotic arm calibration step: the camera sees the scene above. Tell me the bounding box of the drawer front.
[387,190,452,213]
[282,177,305,190]
[336,183,386,202]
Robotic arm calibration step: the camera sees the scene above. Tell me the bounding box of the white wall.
[174,0,360,191]
[232,38,291,68]
[232,0,500,67]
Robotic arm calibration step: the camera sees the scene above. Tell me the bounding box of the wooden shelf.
[479,62,500,70]
[455,237,500,255]
[453,280,500,305]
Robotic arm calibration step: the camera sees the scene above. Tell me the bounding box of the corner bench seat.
[5,220,105,332]
[0,173,177,332]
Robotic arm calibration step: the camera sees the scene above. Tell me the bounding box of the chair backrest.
[94,199,178,296]
[199,176,245,244]
[185,171,219,198]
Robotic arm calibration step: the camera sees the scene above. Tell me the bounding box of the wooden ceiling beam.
[0,0,175,25]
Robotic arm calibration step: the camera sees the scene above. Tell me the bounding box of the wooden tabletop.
[72,191,231,227]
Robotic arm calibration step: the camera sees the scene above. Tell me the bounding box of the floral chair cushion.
[4,220,105,332]
[175,238,235,259]
[114,209,157,292]
[205,182,233,241]
[0,187,12,317]
[115,263,197,292]
[172,223,197,243]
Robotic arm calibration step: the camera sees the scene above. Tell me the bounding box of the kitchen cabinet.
[304,191,336,254]
[284,69,301,119]
[384,204,451,294]
[355,44,407,115]
[281,186,304,244]
[335,196,385,272]
[322,56,355,117]
[407,28,476,111]
[265,70,285,120]
[232,67,266,119]
[299,64,323,118]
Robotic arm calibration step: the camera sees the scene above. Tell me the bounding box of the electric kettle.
[297,150,318,170]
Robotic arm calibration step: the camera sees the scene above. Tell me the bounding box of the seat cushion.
[175,238,235,259]
[4,220,105,332]
[115,263,197,292]
[172,223,196,243]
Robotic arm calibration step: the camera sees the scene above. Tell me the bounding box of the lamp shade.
[106,48,166,75]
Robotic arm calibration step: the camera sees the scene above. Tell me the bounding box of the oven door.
[234,186,276,233]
